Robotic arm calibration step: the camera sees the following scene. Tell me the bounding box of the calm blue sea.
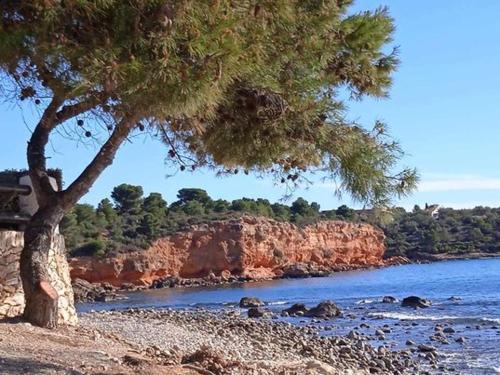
[79,258,500,374]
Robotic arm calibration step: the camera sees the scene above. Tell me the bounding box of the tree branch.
[27,96,64,204]
[54,95,104,125]
[60,116,138,209]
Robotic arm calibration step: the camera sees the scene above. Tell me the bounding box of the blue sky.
[2,1,500,210]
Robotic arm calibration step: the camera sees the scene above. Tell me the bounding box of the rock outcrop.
[70,217,386,287]
[0,230,77,324]
[401,296,432,309]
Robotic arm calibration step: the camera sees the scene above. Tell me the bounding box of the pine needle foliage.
[1,0,416,208]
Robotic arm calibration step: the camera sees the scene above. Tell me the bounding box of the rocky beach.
[80,307,432,375]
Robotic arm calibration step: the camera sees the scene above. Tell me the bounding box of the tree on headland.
[111,184,144,215]
[0,1,416,327]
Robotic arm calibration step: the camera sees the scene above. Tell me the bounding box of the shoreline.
[73,255,500,303]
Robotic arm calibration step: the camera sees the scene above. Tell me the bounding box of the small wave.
[356,299,375,305]
[188,302,225,308]
[441,353,500,373]
[481,317,500,324]
[368,312,500,324]
[267,301,288,306]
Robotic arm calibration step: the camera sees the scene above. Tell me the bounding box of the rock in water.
[455,336,466,344]
[239,297,264,308]
[282,303,309,317]
[72,278,122,303]
[248,307,265,318]
[417,344,436,353]
[401,296,432,308]
[304,300,341,318]
[382,296,397,303]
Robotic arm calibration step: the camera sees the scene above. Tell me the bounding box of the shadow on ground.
[0,356,86,375]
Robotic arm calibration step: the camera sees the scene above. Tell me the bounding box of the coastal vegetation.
[0,1,415,327]
[59,184,500,260]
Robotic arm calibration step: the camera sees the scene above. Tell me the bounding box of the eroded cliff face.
[69,217,385,286]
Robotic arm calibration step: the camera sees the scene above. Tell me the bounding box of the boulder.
[281,263,312,278]
[151,276,179,289]
[382,296,397,304]
[72,278,122,303]
[375,329,385,337]
[304,300,341,318]
[247,307,265,318]
[455,337,466,344]
[417,344,436,353]
[220,269,232,281]
[239,297,264,308]
[401,296,431,308]
[282,303,309,317]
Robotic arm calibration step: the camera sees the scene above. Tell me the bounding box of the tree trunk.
[20,206,64,328]
[21,96,136,327]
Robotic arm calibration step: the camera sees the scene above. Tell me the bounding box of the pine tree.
[0,0,416,327]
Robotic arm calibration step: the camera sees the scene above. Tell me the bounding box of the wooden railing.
[0,183,31,196]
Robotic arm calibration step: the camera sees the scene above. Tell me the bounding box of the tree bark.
[20,206,64,328]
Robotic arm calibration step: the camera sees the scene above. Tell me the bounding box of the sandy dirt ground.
[0,317,204,375]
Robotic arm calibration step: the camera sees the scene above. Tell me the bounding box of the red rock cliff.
[69,217,385,286]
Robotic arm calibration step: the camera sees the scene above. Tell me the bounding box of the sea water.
[79,258,500,374]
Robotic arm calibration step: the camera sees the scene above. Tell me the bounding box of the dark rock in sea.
[401,296,432,308]
[417,344,436,353]
[239,297,264,308]
[455,336,466,344]
[382,296,397,303]
[443,327,455,334]
[375,329,385,337]
[304,300,341,318]
[448,296,462,301]
[430,332,449,344]
[247,307,265,318]
[282,303,309,317]
[425,351,437,362]
[406,340,415,346]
